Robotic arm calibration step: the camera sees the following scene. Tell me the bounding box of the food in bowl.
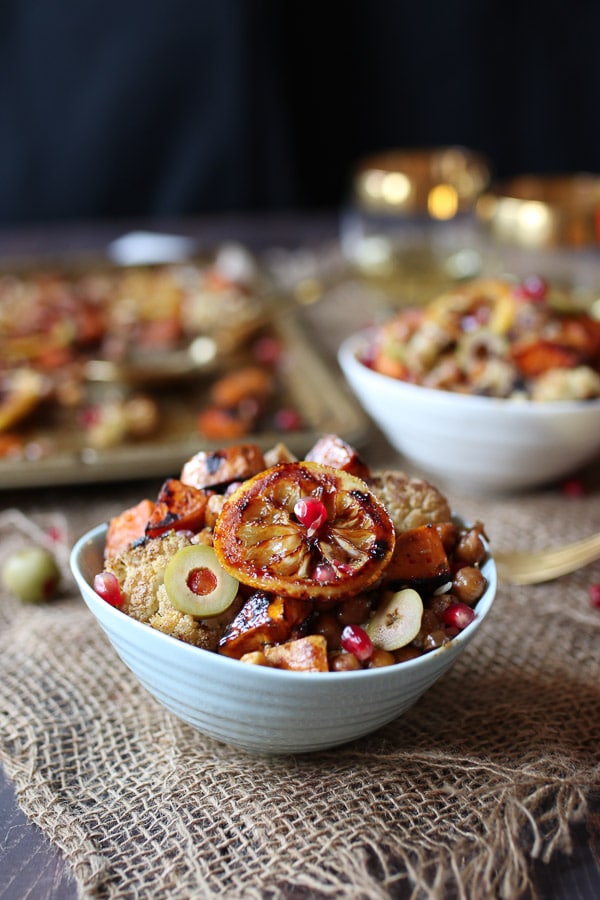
[363,276,600,401]
[0,244,306,460]
[92,435,490,673]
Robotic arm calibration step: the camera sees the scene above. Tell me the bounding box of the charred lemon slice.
[424,278,517,336]
[213,462,395,600]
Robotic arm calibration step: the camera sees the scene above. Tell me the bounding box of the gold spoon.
[494,532,600,585]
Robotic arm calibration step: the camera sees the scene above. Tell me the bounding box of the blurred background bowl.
[70,523,496,755]
[338,328,600,494]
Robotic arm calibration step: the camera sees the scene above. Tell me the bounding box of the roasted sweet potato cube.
[264,635,329,672]
[105,498,155,559]
[305,434,370,480]
[218,591,311,659]
[557,314,600,357]
[384,523,451,589]
[197,406,253,440]
[180,444,266,489]
[511,339,580,377]
[210,366,273,407]
[145,478,211,538]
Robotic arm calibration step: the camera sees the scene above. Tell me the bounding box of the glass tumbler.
[340,146,491,308]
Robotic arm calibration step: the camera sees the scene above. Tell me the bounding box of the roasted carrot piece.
[105,498,155,559]
[218,591,311,659]
[145,478,211,538]
[384,523,451,589]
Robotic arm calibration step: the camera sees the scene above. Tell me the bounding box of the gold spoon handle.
[495,532,600,585]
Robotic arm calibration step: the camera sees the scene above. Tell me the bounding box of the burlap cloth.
[0,446,598,900]
[0,276,599,899]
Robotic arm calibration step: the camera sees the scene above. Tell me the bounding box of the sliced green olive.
[1,546,61,604]
[366,588,423,651]
[164,544,239,618]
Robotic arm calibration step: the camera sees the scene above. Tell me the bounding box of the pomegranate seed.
[441,602,476,631]
[517,274,548,302]
[294,497,327,536]
[314,563,336,583]
[93,572,123,607]
[274,408,303,432]
[46,525,63,543]
[80,406,101,428]
[332,561,354,575]
[460,314,481,332]
[252,336,282,365]
[340,624,373,662]
[561,479,586,498]
[360,347,376,369]
[590,584,600,610]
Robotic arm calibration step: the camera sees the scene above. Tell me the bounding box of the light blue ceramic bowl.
[70,522,497,754]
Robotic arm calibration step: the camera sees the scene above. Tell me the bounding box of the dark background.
[0,0,598,224]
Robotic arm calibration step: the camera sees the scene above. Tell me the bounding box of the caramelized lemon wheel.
[213,462,395,600]
[424,278,517,336]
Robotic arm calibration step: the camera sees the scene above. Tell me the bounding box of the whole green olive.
[1,546,61,603]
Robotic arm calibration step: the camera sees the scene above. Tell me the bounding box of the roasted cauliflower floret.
[150,587,242,651]
[368,470,452,532]
[530,365,600,402]
[105,530,192,621]
[104,530,227,650]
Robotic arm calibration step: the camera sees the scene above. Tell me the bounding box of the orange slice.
[213,461,395,600]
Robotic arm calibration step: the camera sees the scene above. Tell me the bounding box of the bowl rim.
[70,521,497,683]
[338,327,600,415]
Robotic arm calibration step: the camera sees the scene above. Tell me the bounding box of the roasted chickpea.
[336,593,373,626]
[435,521,458,553]
[329,651,362,672]
[420,608,442,633]
[313,612,342,650]
[394,645,423,663]
[452,566,487,605]
[454,526,486,566]
[313,597,338,614]
[429,592,453,617]
[413,607,445,650]
[422,629,447,651]
[368,648,396,668]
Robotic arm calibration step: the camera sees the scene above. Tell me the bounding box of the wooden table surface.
[0,214,599,899]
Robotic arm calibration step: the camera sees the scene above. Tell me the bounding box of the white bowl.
[338,328,600,493]
[70,523,496,755]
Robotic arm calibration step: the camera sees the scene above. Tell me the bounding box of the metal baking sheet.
[0,287,368,490]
